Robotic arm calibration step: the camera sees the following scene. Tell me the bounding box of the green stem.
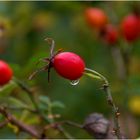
[84,68,121,139]
[85,68,108,85]
[57,125,73,139]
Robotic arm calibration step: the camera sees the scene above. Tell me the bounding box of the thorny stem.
[84,68,121,139]
[110,47,127,81]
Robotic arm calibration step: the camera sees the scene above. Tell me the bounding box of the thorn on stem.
[112,129,116,135]
[115,108,120,118]
[116,112,120,117]
[103,84,109,88]
[107,99,113,106]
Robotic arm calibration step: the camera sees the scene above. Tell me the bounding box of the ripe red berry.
[121,14,139,42]
[138,17,140,36]
[52,52,85,80]
[102,24,118,45]
[0,60,13,86]
[85,7,108,29]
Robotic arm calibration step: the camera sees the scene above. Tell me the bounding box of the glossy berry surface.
[121,14,139,42]
[0,60,13,86]
[85,8,108,29]
[103,24,118,45]
[53,52,85,80]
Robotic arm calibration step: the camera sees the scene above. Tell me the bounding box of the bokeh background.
[0,1,140,139]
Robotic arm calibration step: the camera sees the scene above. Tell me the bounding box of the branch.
[84,68,121,139]
[110,47,127,80]
[102,84,121,138]
[44,121,78,139]
[0,106,40,138]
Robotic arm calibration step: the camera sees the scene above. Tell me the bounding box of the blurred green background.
[0,1,140,139]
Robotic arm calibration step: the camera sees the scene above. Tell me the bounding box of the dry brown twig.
[0,106,41,138]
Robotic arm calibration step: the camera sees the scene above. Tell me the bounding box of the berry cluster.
[85,7,140,44]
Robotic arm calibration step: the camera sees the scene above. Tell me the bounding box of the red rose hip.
[0,60,13,86]
[85,7,108,29]
[121,14,139,42]
[103,24,118,45]
[53,52,85,80]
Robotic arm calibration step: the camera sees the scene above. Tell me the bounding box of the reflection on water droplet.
[70,80,79,86]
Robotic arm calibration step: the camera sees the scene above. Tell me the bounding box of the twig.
[44,121,81,139]
[12,77,38,110]
[57,125,73,139]
[0,106,40,138]
[110,47,127,80]
[84,68,121,139]
[103,84,121,138]
[62,120,83,128]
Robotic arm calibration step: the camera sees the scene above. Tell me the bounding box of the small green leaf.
[8,97,28,108]
[51,101,65,109]
[38,103,48,111]
[0,81,17,97]
[39,95,50,105]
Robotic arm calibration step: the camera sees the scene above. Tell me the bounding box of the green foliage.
[0,1,140,139]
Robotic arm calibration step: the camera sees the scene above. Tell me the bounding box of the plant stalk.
[84,68,121,139]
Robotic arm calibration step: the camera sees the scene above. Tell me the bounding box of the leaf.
[38,102,48,111]
[39,95,50,105]
[51,101,65,109]
[8,97,28,108]
[0,81,17,97]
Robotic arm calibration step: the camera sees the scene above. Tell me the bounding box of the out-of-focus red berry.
[121,14,139,42]
[0,60,13,86]
[85,8,108,29]
[102,24,119,45]
[138,17,140,36]
[53,52,85,80]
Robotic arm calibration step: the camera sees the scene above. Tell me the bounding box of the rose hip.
[85,7,108,29]
[121,14,139,42]
[53,52,85,80]
[101,24,118,45]
[0,60,13,86]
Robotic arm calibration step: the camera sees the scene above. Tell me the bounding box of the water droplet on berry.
[70,80,79,86]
